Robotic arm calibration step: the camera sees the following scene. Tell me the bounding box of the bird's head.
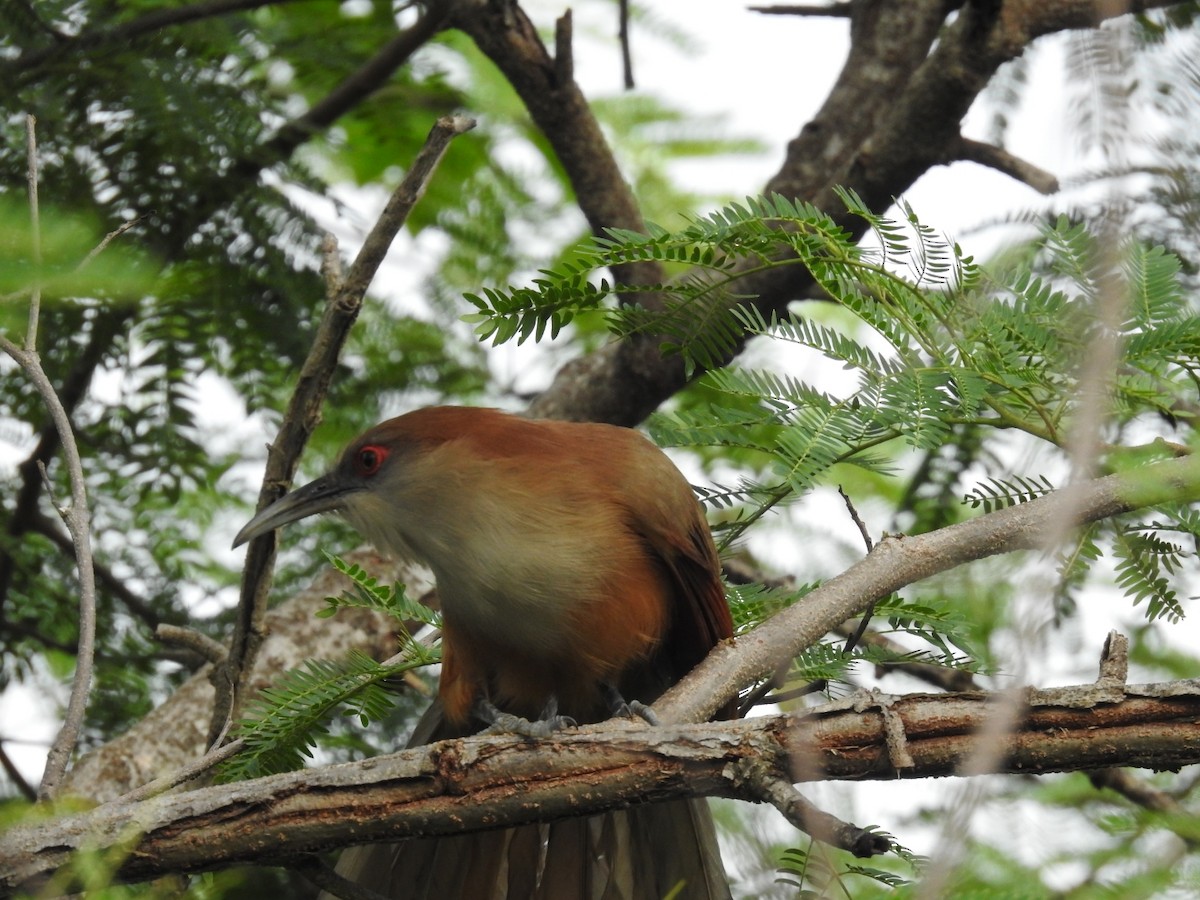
[232,425,412,551]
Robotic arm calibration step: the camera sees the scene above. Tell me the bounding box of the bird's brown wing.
[636,513,736,720]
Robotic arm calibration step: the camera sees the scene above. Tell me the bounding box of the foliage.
[225,193,1200,814]
[220,556,439,782]
[776,832,920,896]
[469,194,1199,644]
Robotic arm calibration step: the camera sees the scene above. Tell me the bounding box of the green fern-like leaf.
[1124,241,1185,328]
[220,649,428,781]
[733,305,904,377]
[964,475,1057,513]
[1111,524,1186,623]
[724,581,819,634]
[871,594,987,666]
[320,552,440,629]
[220,557,443,782]
[1053,523,1103,622]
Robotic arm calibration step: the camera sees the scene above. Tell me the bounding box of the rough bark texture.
[8,680,1199,893]
[62,551,418,803]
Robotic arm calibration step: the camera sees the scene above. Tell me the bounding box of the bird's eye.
[354,444,389,477]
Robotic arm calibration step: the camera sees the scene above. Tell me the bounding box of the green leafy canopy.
[467,192,1199,625]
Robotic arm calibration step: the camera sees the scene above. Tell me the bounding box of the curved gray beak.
[232,472,363,549]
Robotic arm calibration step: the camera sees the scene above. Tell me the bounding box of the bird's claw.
[601,683,660,726]
[477,697,576,738]
[624,699,661,726]
[483,712,576,738]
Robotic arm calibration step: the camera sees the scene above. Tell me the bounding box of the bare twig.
[292,857,393,900]
[749,680,826,710]
[112,739,245,806]
[0,344,98,801]
[733,760,890,857]
[953,136,1061,194]
[1089,768,1200,849]
[616,0,634,89]
[214,114,477,745]
[0,117,99,800]
[749,4,853,16]
[0,740,37,802]
[259,6,452,165]
[24,115,41,352]
[835,621,981,693]
[838,484,880,655]
[156,625,228,666]
[76,217,143,271]
[837,485,874,553]
[331,115,476,312]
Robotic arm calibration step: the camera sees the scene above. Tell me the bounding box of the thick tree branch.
[453,0,679,424]
[7,678,1198,893]
[530,0,1186,426]
[452,0,661,293]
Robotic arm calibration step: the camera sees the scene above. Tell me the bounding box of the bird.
[233,405,735,899]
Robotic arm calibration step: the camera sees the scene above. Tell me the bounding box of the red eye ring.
[354,444,389,477]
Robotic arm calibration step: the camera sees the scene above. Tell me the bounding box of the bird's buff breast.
[343,491,614,656]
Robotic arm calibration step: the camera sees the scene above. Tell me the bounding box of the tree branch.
[951,135,1060,194]
[748,3,853,16]
[0,740,37,802]
[62,550,414,804]
[452,0,680,424]
[7,0,312,76]
[7,678,1199,892]
[529,0,1185,427]
[0,295,130,624]
[453,0,661,294]
[0,118,98,800]
[654,452,1200,724]
[257,5,454,165]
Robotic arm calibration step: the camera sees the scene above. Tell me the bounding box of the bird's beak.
[232,472,364,549]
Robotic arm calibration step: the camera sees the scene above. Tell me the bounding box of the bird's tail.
[325,798,731,900]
